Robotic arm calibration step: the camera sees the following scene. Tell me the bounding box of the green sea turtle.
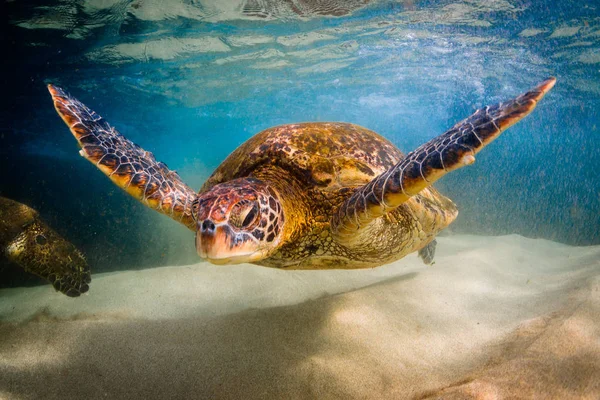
[48,78,555,269]
[0,196,90,296]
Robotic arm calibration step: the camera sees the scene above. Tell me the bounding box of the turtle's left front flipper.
[332,77,556,240]
[48,85,197,230]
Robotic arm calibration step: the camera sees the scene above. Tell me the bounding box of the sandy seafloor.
[0,234,599,399]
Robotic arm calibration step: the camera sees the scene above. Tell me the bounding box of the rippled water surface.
[2,0,600,273]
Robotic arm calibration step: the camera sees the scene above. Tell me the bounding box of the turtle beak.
[195,221,260,265]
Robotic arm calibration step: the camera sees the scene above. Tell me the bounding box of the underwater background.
[2,0,600,285]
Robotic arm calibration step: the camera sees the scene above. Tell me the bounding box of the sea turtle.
[0,196,91,296]
[47,78,555,269]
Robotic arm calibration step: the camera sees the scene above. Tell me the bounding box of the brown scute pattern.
[48,85,197,230]
[201,122,403,193]
[0,197,91,297]
[332,77,556,240]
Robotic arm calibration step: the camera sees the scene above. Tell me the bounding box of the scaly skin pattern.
[48,85,197,230]
[331,77,557,245]
[193,178,285,262]
[0,197,90,296]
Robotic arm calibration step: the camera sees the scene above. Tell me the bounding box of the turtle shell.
[201,122,403,195]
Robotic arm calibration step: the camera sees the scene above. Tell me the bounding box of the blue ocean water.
[2,0,599,275]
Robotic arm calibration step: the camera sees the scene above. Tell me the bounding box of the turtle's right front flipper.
[48,85,197,230]
[332,77,556,241]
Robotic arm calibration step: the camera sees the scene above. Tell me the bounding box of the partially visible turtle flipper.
[332,77,556,243]
[48,85,197,230]
[0,196,91,296]
[418,239,437,265]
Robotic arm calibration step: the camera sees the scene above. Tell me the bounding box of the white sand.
[1,234,599,399]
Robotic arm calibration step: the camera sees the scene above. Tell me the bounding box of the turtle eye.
[230,201,259,229]
[35,234,48,245]
[191,198,199,221]
[241,204,259,227]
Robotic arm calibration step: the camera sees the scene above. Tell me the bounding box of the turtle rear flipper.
[332,77,556,243]
[48,85,197,230]
[418,239,437,265]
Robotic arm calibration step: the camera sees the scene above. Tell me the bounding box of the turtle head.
[192,178,285,265]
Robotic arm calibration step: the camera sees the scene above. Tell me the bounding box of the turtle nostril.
[201,220,216,233]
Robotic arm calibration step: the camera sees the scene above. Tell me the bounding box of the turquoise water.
[2,0,600,275]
